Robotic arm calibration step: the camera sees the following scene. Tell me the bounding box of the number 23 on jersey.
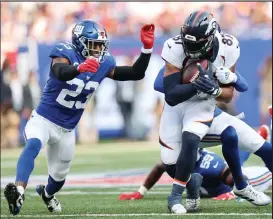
[56,78,99,109]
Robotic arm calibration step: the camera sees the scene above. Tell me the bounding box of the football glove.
[77,58,100,73]
[118,192,144,200]
[215,67,237,84]
[192,63,222,97]
[212,192,236,201]
[140,24,155,49]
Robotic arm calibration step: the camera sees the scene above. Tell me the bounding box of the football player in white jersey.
[160,11,271,214]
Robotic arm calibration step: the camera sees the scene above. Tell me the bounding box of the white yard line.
[0,213,272,218]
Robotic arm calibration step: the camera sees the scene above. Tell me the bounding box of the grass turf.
[1,141,271,219]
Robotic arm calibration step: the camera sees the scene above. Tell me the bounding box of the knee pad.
[221,126,238,148]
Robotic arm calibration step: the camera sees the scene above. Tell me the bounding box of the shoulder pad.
[49,42,76,63]
[161,36,186,69]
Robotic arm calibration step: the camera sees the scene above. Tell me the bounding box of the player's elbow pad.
[113,53,151,81]
[51,63,79,81]
[234,72,248,92]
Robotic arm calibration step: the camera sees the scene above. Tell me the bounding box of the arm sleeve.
[164,72,197,106]
[51,63,80,81]
[233,72,248,92]
[112,51,151,81]
[154,66,165,93]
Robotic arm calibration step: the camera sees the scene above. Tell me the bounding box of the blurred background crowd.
[1,2,272,148]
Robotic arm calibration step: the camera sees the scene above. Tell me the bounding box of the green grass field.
[1,142,272,219]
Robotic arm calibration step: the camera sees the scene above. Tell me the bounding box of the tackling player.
[4,20,155,216]
[155,11,271,214]
[118,129,272,201]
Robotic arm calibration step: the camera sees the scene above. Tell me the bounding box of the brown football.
[181,59,209,84]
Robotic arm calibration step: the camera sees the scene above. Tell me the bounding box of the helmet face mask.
[72,21,109,63]
[181,11,217,58]
[79,37,109,62]
[181,33,215,58]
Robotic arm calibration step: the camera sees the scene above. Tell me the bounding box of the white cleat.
[169,203,187,214]
[186,197,200,212]
[233,184,272,206]
[36,185,62,212]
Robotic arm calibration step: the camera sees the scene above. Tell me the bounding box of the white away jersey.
[161,31,240,69]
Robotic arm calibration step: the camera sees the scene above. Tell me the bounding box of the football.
[181,59,209,84]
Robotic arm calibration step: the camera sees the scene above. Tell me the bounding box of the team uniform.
[25,42,115,182]
[160,30,241,165]
[196,149,272,198]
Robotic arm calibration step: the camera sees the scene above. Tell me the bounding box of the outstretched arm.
[108,24,155,81]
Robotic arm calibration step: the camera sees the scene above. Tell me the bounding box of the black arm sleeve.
[112,52,151,81]
[51,63,80,81]
[164,72,197,106]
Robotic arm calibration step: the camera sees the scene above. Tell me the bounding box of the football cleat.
[212,192,236,201]
[258,125,271,142]
[36,185,61,212]
[233,184,271,206]
[118,192,144,200]
[168,203,187,214]
[186,173,203,212]
[186,197,200,212]
[4,183,25,216]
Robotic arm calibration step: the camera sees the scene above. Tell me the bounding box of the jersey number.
[221,34,233,46]
[200,154,214,169]
[56,78,99,109]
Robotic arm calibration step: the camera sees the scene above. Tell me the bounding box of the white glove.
[215,67,237,84]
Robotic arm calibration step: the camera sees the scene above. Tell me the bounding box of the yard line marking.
[0,213,272,218]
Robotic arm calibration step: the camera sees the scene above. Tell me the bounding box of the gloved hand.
[192,63,222,97]
[215,67,237,84]
[140,24,155,49]
[77,58,100,73]
[212,192,236,201]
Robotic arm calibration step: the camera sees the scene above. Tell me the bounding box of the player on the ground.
[157,11,271,214]
[4,20,155,216]
[118,128,272,201]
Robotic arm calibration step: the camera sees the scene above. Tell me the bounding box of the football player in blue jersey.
[118,149,272,201]
[4,20,155,215]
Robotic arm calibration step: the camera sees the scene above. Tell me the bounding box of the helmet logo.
[205,18,217,35]
[185,34,196,41]
[98,31,106,40]
[74,25,84,37]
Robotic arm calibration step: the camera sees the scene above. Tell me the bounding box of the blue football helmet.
[72,20,109,62]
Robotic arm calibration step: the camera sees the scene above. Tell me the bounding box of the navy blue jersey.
[195,149,232,197]
[36,42,116,129]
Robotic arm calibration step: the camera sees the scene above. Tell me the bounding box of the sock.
[17,186,25,195]
[138,186,148,196]
[221,126,248,190]
[254,141,272,172]
[15,138,42,183]
[168,180,186,206]
[45,175,65,196]
[186,173,203,199]
[44,188,53,199]
[175,131,200,182]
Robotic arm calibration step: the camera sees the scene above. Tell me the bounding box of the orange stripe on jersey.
[195,117,213,123]
[159,137,174,150]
